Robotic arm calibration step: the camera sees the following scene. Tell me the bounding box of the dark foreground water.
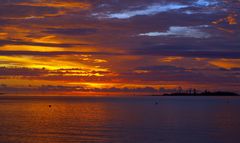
[0,96,240,143]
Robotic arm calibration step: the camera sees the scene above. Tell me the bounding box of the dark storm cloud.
[0,5,61,19]
[0,0,92,19]
[44,28,98,35]
[125,65,240,84]
[230,68,240,71]
[130,44,240,58]
[0,49,239,59]
[219,68,240,72]
[0,39,88,47]
[136,65,185,71]
[131,49,240,59]
[0,67,48,76]
[0,19,8,26]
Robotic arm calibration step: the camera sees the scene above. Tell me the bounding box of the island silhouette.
[162,91,239,96]
[152,87,238,96]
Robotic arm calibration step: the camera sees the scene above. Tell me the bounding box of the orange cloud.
[212,13,238,33]
[159,56,183,63]
[212,14,238,25]
[17,1,91,9]
[226,14,238,25]
[209,59,240,69]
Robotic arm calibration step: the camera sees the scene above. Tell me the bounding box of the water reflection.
[0,96,240,143]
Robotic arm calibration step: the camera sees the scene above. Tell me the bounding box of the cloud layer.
[0,0,239,94]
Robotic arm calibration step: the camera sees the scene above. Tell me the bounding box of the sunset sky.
[0,0,239,94]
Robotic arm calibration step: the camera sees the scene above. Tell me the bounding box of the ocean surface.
[0,96,240,143]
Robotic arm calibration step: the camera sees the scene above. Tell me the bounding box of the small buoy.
[49,105,52,108]
[155,102,159,105]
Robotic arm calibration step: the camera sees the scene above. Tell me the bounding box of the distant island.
[158,90,239,96]
[162,91,239,96]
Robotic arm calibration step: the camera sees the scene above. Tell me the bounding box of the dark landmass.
[153,91,239,96]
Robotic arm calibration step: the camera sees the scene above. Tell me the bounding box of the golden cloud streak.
[17,1,91,9]
[209,59,240,69]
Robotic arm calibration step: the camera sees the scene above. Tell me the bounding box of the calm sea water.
[0,96,240,143]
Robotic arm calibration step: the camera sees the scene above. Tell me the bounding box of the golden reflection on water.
[0,100,112,143]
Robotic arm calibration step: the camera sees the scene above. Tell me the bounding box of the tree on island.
[161,87,239,96]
